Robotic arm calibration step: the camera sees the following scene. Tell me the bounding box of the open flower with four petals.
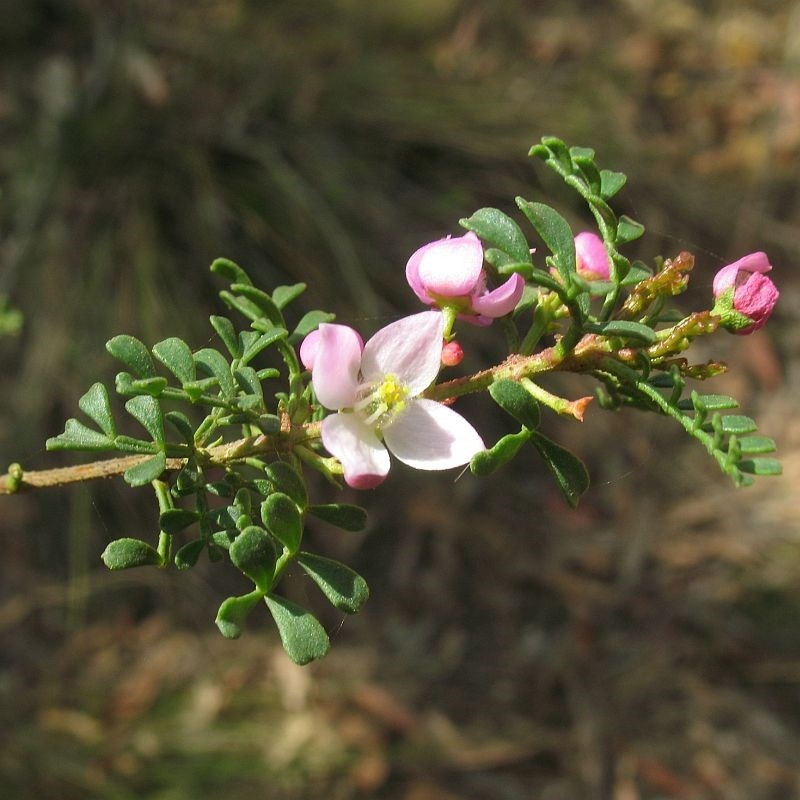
[301,311,485,489]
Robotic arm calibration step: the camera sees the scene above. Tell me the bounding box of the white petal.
[361,311,444,395]
[382,399,484,470]
[312,324,363,410]
[321,413,391,489]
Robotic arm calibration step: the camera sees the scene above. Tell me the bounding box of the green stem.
[152,479,174,566]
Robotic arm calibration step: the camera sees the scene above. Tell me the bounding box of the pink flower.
[712,252,779,334]
[405,232,524,325]
[301,311,485,489]
[574,232,610,281]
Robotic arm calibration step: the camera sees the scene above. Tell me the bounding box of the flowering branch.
[0,136,782,664]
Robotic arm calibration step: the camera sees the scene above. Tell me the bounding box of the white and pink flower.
[405,232,524,325]
[301,311,484,489]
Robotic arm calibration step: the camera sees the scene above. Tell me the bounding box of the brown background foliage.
[0,1,798,798]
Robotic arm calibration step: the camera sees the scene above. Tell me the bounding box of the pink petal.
[405,245,435,305]
[406,232,484,299]
[310,324,363,410]
[733,273,779,333]
[382,398,484,470]
[470,272,524,318]
[299,330,321,370]
[574,232,610,280]
[713,252,772,296]
[361,311,444,395]
[321,414,390,489]
[712,263,739,296]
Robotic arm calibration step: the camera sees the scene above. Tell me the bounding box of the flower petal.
[405,243,435,305]
[299,330,321,370]
[712,252,772,296]
[382,398,484,470]
[361,311,444,395]
[310,324,363,410]
[470,272,524,318]
[407,232,484,299]
[574,232,611,280]
[321,414,390,489]
[734,273,780,333]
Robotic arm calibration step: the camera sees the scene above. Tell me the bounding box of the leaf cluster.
[48,260,368,664]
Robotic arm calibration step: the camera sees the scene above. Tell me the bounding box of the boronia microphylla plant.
[0,137,782,664]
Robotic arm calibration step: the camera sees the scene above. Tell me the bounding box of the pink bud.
[441,340,464,367]
[574,232,610,281]
[712,252,779,334]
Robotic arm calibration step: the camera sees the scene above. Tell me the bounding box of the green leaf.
[459,207,532,264]
[307,503,368,532]
[489,380,540,430]
[125,395,165,443]
[261,492,303,553]
[571,151,602,194]
[678,394,739,412]
[526,268,569,297]
[194,348,235,398]
[297,552,370,614]
[738,457,782,476]
[152,337,196,385]
[569,145,595,161]
[695,394,741,412]
[736,436,777,455]
[470,430,531,476]
[106,334,157,378]
[494,260,534,280]
[210,315,241,358]
[123,452,167,486]
[229,525,276,590]
[102,537,163,569]
[619,262,653,286]
[272,282,307,309]
[715,415,757,435]
[159,508,200,535]
[616,215,645,244]
[530,136,572,170]
[515,199,575,283]
[115,372,168,398]
[584,320,657,345]
[234,367,264,403]
[599,169,627,199]
[113,435,160,455]
[46,419,115,451]
[165,411,195,444]
[530,432,589,508]
[78,382,116,438]
[211,257,252,286]
[215,590,263,639]
[291,310,336,343]
[174,538,206,570]
[264,595,330,665]
[264,461,307,508]
[229,283,283,327]
[241,327,288,364]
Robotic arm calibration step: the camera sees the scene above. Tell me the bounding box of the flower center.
[355,373,409,428]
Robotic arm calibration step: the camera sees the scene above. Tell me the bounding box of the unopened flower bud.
[711,252,779,335]
[574,232,610,281]
[441,340,464,367]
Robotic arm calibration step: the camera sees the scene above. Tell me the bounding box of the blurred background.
[1,1,799,798]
